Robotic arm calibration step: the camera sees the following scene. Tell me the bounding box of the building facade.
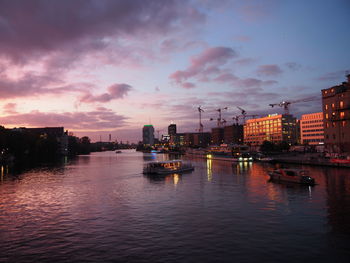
[223,124,243,144]
[244,114,297,146]
[142,125,154,146]
[300,112,324,145]
[211,127,224,145]
[322,75,350,154]
[168,123,177,136]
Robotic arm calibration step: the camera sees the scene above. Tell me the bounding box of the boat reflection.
[144,173,183,185]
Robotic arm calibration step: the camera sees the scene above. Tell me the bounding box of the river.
[0,150,349,262]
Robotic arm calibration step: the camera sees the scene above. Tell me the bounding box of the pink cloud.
[169,46,237,85]
[0,109,128,130]
[213,73,238,82]
[2,103,17,114]
[80,83,132,103]
[182,82,196,89]
[257,64,283,76]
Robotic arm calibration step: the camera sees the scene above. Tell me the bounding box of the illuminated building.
[142,124,154,146]
[322,75,350,153]
[300,112,324,145]
[244,114,297,146]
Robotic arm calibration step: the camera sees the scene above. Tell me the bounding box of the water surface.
[1,150,349,262]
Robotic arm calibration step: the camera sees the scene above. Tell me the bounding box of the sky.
[0,0,349,142]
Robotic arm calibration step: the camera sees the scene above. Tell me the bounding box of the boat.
[143,160,194,175]
[330,156,350,164]
[268,169,315,185]
[207,144,252,162]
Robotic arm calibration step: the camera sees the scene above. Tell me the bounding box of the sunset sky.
[0,0,349,142]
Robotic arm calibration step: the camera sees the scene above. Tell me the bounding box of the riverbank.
[272,153,350,168]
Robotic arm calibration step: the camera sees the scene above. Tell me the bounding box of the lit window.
[332,122,336,127]
[340,112,345,118]
[325,113,329,119]
[340,101,344,108]
[332,103,335,108]
[342,121,346,127]
[325,104,328,110]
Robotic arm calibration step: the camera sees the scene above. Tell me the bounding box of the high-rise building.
[300,112,324,145]
[244,114,297,146]
[168,123,177,136]
[142,125,154,146]
[322,75,350,153]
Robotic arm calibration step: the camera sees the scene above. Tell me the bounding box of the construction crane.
[237,106,247,123]
[198,106,204,133]
[233,114,259,125]
[269,97,318,114]
[210,107,228,127]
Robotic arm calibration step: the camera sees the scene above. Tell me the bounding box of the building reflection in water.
[324,168,350,235]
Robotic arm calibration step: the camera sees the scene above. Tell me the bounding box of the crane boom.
[269,97,319,114]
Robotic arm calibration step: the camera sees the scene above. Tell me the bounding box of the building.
[170,133,185,147]
[142,125,154,146]
[12,127,68,155]
[300,112,324,145]
[168,123,177,136]
[322,75,350,154]
[211,127,224,145]
[244,114,297,146]
[223,124,243,144]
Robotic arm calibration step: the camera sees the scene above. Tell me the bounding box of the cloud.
[0,0,205,64]
[213,73,238,82]
[256,64,283,76]
[317,70,349,82]
[169,46,237,85]
[80,83,132,103]
[0,109,128,130]
[0,70,77,99]
[182,82,196,89]
[285,62,301,71]
[235,58,257,66]
[2,103,17,114]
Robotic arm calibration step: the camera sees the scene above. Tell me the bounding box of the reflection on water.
[206,158,212,181]
[0,150,349,262]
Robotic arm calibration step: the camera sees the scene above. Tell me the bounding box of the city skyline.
[0,0,349,142]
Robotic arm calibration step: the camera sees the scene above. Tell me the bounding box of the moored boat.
[268,169,315,185]
[143,160,194,175]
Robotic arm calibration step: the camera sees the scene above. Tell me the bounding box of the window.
[332,122,336,127]
[342,121,346,127]
[340,101,344,108]
[340,112,345,118]
[325,113,329,119]
[325,104,328,110]
[332,103,335,109]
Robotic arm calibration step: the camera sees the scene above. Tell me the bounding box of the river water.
[0,150,349,262]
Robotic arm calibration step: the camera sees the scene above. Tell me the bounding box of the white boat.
[143,160,194,175]
[268,169,315,185]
